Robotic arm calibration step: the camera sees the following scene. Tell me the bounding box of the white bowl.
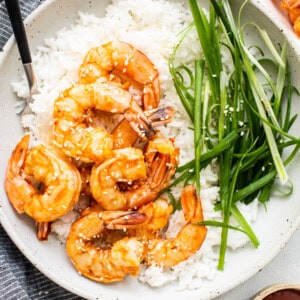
[0,1,300,299]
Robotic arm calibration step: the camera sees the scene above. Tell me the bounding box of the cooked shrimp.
[128,198,173,240]
[4,135,82,222]
[79,40,160,110]
[90,147,147,210]
[144,184,207,268]
[53,81,155,162]
[90,135,179,210]
[281,0,300,35]
[66,210,147,283]
[112,106,175,149]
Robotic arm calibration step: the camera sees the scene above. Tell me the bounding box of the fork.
[5,0,36,118]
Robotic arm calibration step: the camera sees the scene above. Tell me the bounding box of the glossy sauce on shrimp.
[78,40,175,150]
[79,40,160,109]
[5,135,82,222]
[4,36,209,284]
[53,81,155,163]
[144,185,207,268]
[90,135,179,211]
[66,209,147,282]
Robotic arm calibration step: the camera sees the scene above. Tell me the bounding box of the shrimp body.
[66,210,146,282]
[79,40,160,109]
[129,198,173,239]
[90,147,147,210]
[281,0,300,35]
[145,185,207,268]
[112,106,175,149]
[53,81,155,162]
[90,135,179,211]
[5,135,81,222]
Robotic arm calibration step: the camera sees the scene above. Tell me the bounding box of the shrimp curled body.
[90,135,179,211]
[66,210,146,282]
[53,81,155,163]
[4,135,81,222]
[90,147,147,210]
[79,40,160,110]
[145,185,207,268]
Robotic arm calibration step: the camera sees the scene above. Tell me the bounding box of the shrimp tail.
[145,138,179,191]
[181,184,204,223]
[126,153,173,209]
[36,222,51,241]
[128,135,179,209]
[112,106,174,149]
[147,153,173,189]
[124,106,156,139]
[144,106,175,127]
[103,211,148,229]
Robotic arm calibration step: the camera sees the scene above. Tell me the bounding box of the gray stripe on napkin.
[0,0,44,50]
[0,226,82,300]
[0,0,84,299]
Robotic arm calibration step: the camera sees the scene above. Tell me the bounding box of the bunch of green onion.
[167,0,300,270]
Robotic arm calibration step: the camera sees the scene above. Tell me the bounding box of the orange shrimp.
[144,185,207,268]
[4,135,81,222]
[112,106,175,149]
[128,198,173,240]
[79,40,160,110]
[90,135,179,211]
[53,81,155,163]
[66,210,147,282]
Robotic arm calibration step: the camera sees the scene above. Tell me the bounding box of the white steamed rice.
[13,0,259,291]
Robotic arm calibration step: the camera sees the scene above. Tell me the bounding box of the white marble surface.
[215,227,300,300]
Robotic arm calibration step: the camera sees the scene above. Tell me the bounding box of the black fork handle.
[4,0,32,64]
